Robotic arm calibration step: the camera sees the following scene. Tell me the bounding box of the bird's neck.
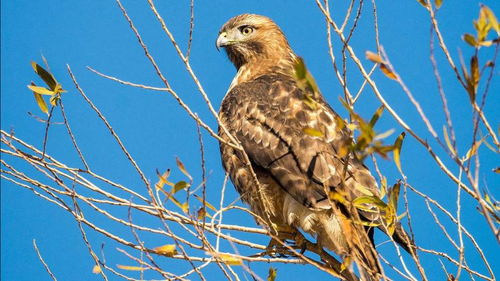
[232,53,296,87]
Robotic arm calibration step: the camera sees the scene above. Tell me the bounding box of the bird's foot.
[258,231,308,258]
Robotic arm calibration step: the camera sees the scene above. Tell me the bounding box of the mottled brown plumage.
[216,14,413,280]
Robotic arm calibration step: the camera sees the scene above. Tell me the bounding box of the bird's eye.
[239,25,254,35]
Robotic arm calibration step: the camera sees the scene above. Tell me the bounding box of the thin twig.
[33,240,58,281]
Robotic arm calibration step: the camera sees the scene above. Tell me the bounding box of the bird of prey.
[216,14,413,280]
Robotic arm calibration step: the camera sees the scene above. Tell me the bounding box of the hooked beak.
[216,31,231,51]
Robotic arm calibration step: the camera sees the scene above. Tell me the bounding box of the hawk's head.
[216,14,294,70]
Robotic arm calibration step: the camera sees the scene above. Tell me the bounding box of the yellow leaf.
[482,5,499,35]
[435,0,442,8]
[397,211,408,221]
[210,253,243,266]
[464,139,483,161]
[380,177,388,199]
[155,169,174,189]
[353,183,375,196]
[27,85,55,95]
[340,256,352,272]
[393,132,405,174]
[92,265,102,274]
[181,201,189,213]
[365,51,384,64]
[346,123,358,131]
[338,143,350,158]
[354,220,382,227]
[302,94,318,110]
[481,40,494,47]
[303,127,324,138]
[117,265,147,271]
[176,157,193,182]
[154,244,177,257]
[442,126,456,156]
[30,82,49,114]
[168,196,188,213]
[267,267,277,281]
[380,63,397,80]
[493,167,500,173]
[193,194,218,212]
[329,191,349,205]
[334,115,346,130]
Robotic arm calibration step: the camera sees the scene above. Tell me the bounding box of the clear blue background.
[2,1,499,280]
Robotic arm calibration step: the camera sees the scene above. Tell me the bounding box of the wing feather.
[219,73,378,211]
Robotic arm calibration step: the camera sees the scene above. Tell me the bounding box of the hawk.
[216,14,413,280]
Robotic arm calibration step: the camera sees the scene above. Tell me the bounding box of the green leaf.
[353,196,388,210]
[393,132,405,174]
[31,61,57,90]
[369,105,385,127]
[27,85,55,95]
[416,0,428,7]
[173,180,189,194]
[462,34,478,47]
[267,267,277,281]
[293,57,319,94]
[294,57,307,80]
[388,182,401,214]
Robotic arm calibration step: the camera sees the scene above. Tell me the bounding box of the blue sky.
[2,1,499,280]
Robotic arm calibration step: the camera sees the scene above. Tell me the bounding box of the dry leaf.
[176,157,193,182]
[92,265,102,274]
[117,265,147,271]
[380,64,397,80]
[365,51,384,64]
